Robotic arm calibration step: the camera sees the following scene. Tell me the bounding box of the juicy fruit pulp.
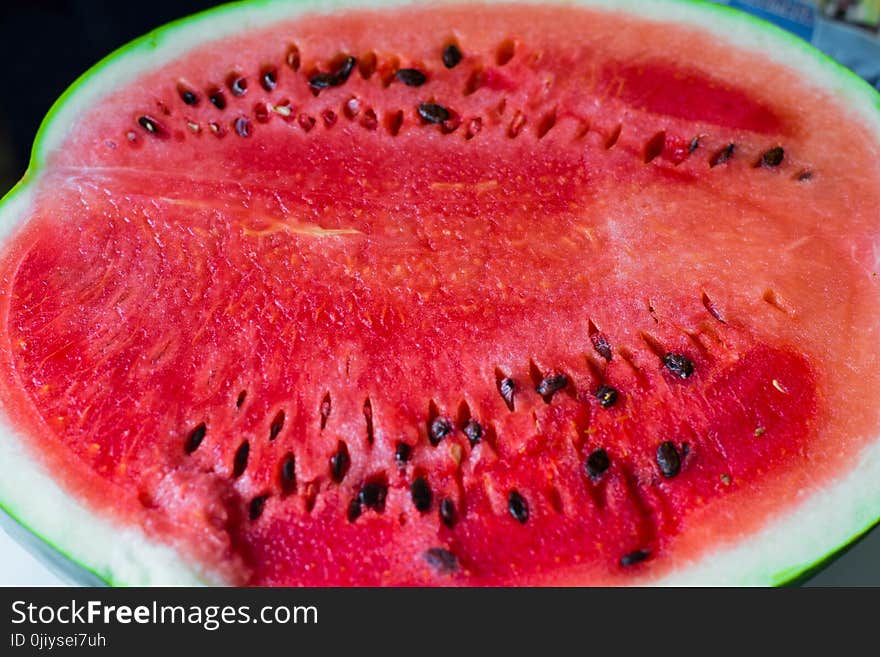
[1,2,880,585]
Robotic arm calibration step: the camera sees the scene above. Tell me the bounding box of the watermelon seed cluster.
[171,294,739,575]
[127,39,813,183]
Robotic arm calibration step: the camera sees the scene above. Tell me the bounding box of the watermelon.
[1,0,879,586]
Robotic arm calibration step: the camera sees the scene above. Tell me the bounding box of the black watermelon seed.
[232,440,250,478]
[620,548,651,567]
[498,377,516,411]
[710,143,735,167]
[359,482,388,511]
[536,373,569,398]
[688,136,701,153]
[591,331,613,362]
[137,115,163,135]
[347,498,362,522]
[236,389,247,408]
[209,91,226,109]
[234,116,251,138]
[429,416,453,446]
[797,170,813,182]
[395,441,412,465]
[396,68,427,86]
[411,476,433,512]
[309,72,338,90]
[585,448,611,479]
[463,419,483,446]
[280,452,296,494]
[442,43,463,69]
[424,547,458,574]
[508,490,529,523]
[418,102,451,124]
[261,68,277,91]
[228,75,247,96]
[269,409,285,440]
[439,498,456,528]
[184,422,207,454]
[656,441,681,478]
[594,385,619,409]
[249,494,268,521]
[334,56,357,83]
[663,353,694,379]
[761,146,785,167]
[330,442,351,482]
[179,88,198,106]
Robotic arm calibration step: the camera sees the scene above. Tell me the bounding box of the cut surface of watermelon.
[1,0,880,586]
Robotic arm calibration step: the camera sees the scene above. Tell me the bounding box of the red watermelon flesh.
[1,1,880,585]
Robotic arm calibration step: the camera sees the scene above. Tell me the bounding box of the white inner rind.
[0,0,878,586]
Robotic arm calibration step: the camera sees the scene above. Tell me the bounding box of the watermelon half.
[1,0,879,586]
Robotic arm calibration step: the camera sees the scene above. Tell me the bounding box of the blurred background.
[0,0,878,586]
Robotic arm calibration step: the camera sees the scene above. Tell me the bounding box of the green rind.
[0,0,879,586]
[778,516,880,587]
[0,506,106,586]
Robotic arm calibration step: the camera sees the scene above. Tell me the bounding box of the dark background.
[0,0,217,191]
[0,0,878,586]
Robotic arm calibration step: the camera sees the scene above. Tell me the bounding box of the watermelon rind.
[0,0,879,586]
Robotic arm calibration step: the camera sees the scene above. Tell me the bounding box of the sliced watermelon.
[1,0,880,586]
